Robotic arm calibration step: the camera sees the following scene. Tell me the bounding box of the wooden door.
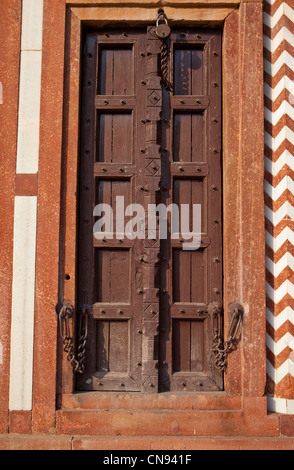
[159,29,223,392]
[77,27,222,393]
[77,30,147,392]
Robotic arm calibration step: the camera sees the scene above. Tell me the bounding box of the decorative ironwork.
[211,303,243,372]
[155,12,173,91]
[59,304,89,374]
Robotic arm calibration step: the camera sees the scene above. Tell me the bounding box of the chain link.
[160,41,173,91]
[59,304,89,374]
[211,305,243,372]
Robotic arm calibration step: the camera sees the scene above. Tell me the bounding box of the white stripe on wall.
[16,0,43,174]
[9,0,43,411]
[268,397,294,415]
[9,197,38,411]
[21,0,44,51]
[16,50,42,174]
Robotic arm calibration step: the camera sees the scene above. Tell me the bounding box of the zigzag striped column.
[264,0,294,414]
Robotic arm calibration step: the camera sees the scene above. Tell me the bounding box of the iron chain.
[211,305,243,372]
[59,304,89,374]
[160,42,173,91]
[155,12,173,91]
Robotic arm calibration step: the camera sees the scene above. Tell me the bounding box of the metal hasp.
[59,303,89,374]
[210,302,244,372]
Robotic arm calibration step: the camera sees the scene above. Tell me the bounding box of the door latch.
[59,303,89,374]
[210,302,244,372]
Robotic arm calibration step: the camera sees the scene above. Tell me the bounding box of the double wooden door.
[77,26,222,393]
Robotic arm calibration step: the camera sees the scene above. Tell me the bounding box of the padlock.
[156,16,171,40]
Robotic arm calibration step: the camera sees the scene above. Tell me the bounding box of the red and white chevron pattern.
[264,0,294,407]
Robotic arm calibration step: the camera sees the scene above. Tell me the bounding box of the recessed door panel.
[98,45,134,96]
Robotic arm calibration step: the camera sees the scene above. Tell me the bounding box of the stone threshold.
[54,395,294,438]
[60,392,242,411]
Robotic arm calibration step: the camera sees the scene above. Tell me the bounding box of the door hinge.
[210,302,244,372]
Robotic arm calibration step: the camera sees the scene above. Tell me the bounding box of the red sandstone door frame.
[28,1,265,432]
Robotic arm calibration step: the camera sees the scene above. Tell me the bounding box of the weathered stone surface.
[32,0,66,434]
[0,435,71,451]
[9,411,32,435]
[55,398,280,438]
[222,2,266,397]
[0,0,22,434]
[72,436,294,451]
[0,434,293,451]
